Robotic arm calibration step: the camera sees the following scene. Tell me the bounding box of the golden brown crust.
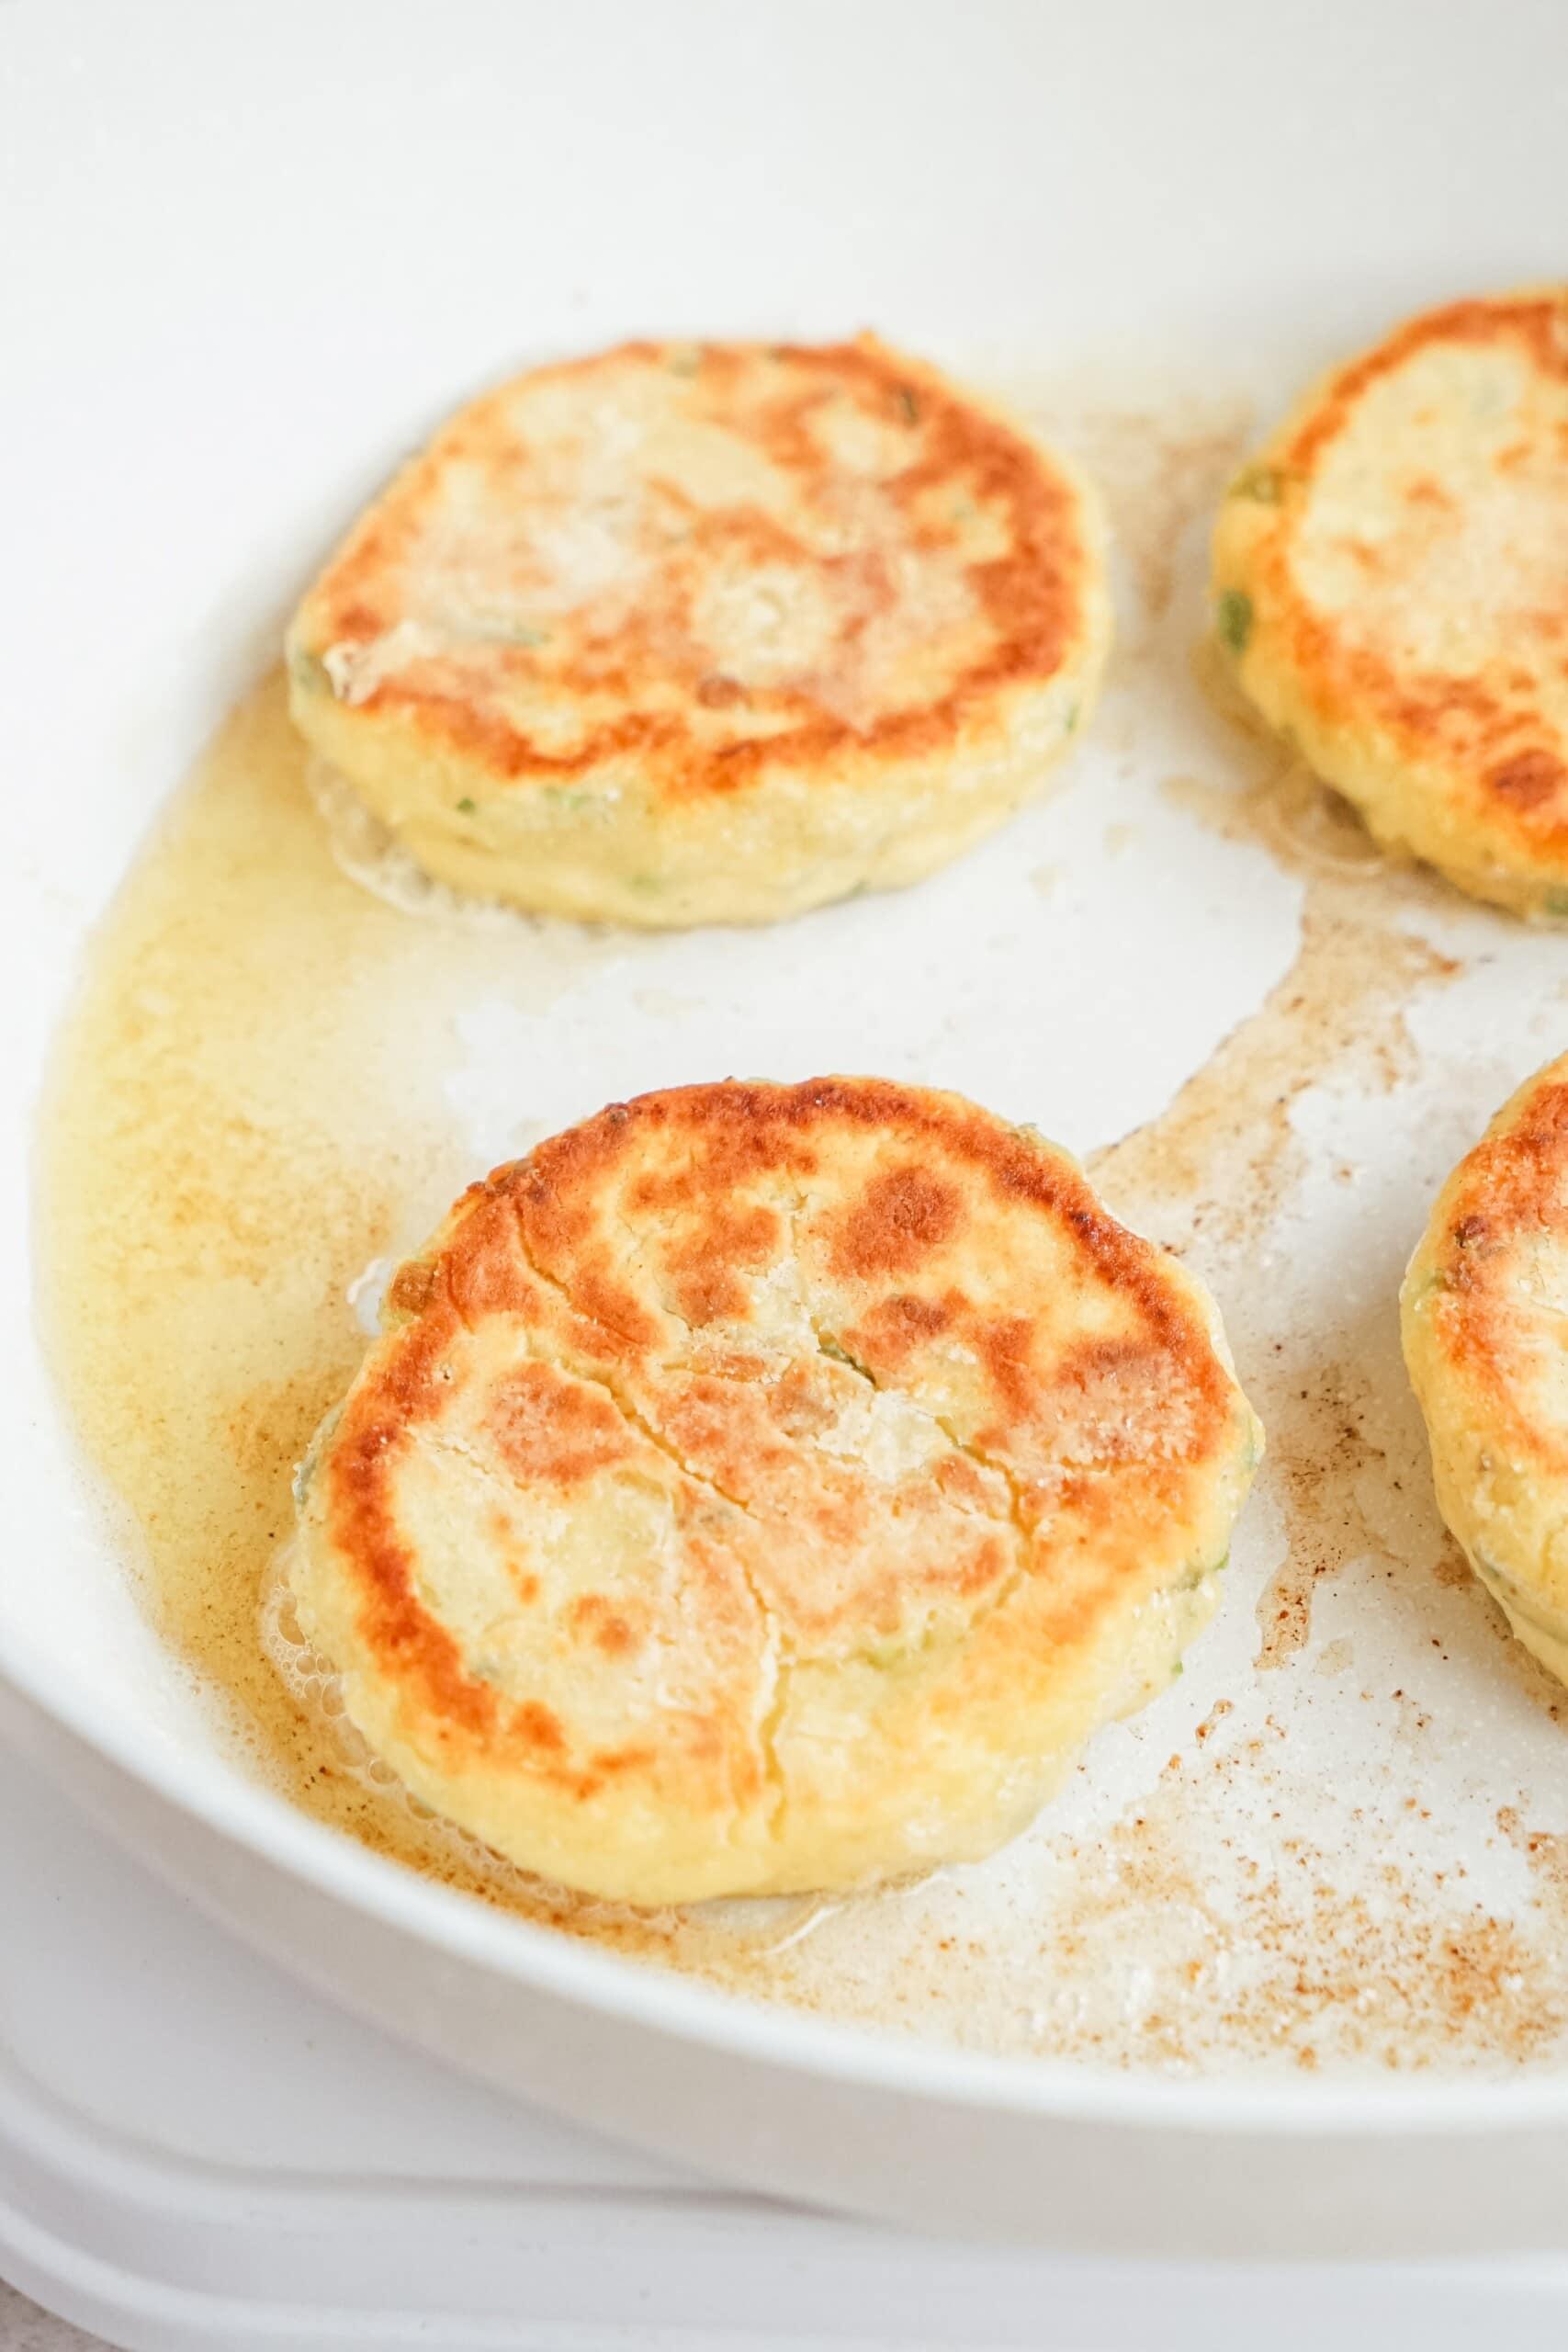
[1405,1058,1568,1478]
[1213,290,1568,910]
[294,1079,1259,1899]
[292,337,1092,806]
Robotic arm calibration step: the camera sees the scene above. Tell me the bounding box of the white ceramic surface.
[12,1736,1568,2350]
[6,0,1568,2256]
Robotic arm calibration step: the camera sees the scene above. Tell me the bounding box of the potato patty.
[1404,1054,1568,1685]
[1212,289,1568,918]
[286,337,1110,927]
[289,1079,1260,1903]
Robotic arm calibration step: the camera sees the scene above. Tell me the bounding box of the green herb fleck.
[288,649,328,694]
[628,873,662,894]
[542,786,592,814]
[667,345,703,378]
[1065,701,1079,734]
[456,797,478,816]
[1545,888,1568,920]
[1215,589,1254,656]
[472,622,547,650]
[1230,464,1286,504]
[895,384,919,425]
[467,621,547,650]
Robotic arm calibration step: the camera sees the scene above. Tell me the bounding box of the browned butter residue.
[1090,725,1461,1673]
[1030,1733,1564,2075]
[1054,400,1255,630]
[37,671,683,1960]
